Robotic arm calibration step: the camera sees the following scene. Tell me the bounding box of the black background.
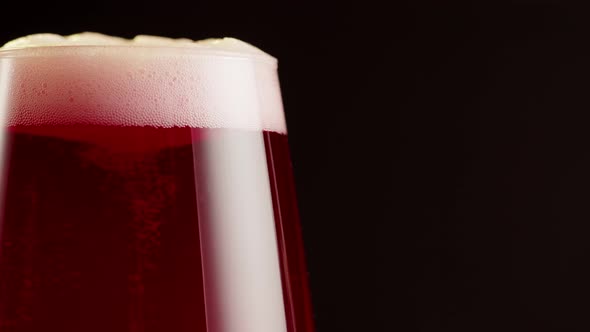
[397,1,590,331]
[0,1,384,332]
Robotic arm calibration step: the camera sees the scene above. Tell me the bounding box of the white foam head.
[0,32,286,133]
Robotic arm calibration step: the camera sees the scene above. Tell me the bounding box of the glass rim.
[0,44,278,66]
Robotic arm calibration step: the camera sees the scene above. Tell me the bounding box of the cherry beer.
[0,34,313,332]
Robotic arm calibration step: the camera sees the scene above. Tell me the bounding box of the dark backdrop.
[396,1,590,331]
[0,2,384,332]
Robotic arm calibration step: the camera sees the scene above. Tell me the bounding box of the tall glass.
[0,44,313,332]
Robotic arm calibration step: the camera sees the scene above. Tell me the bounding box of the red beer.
[0,35,313,332]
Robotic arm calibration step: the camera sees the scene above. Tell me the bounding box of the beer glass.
[0,36,314,332]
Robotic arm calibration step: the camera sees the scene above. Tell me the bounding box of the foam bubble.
[0,32,285,133]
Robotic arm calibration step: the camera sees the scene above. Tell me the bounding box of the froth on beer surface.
[0,32,286,134]
[1,32,276,61]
